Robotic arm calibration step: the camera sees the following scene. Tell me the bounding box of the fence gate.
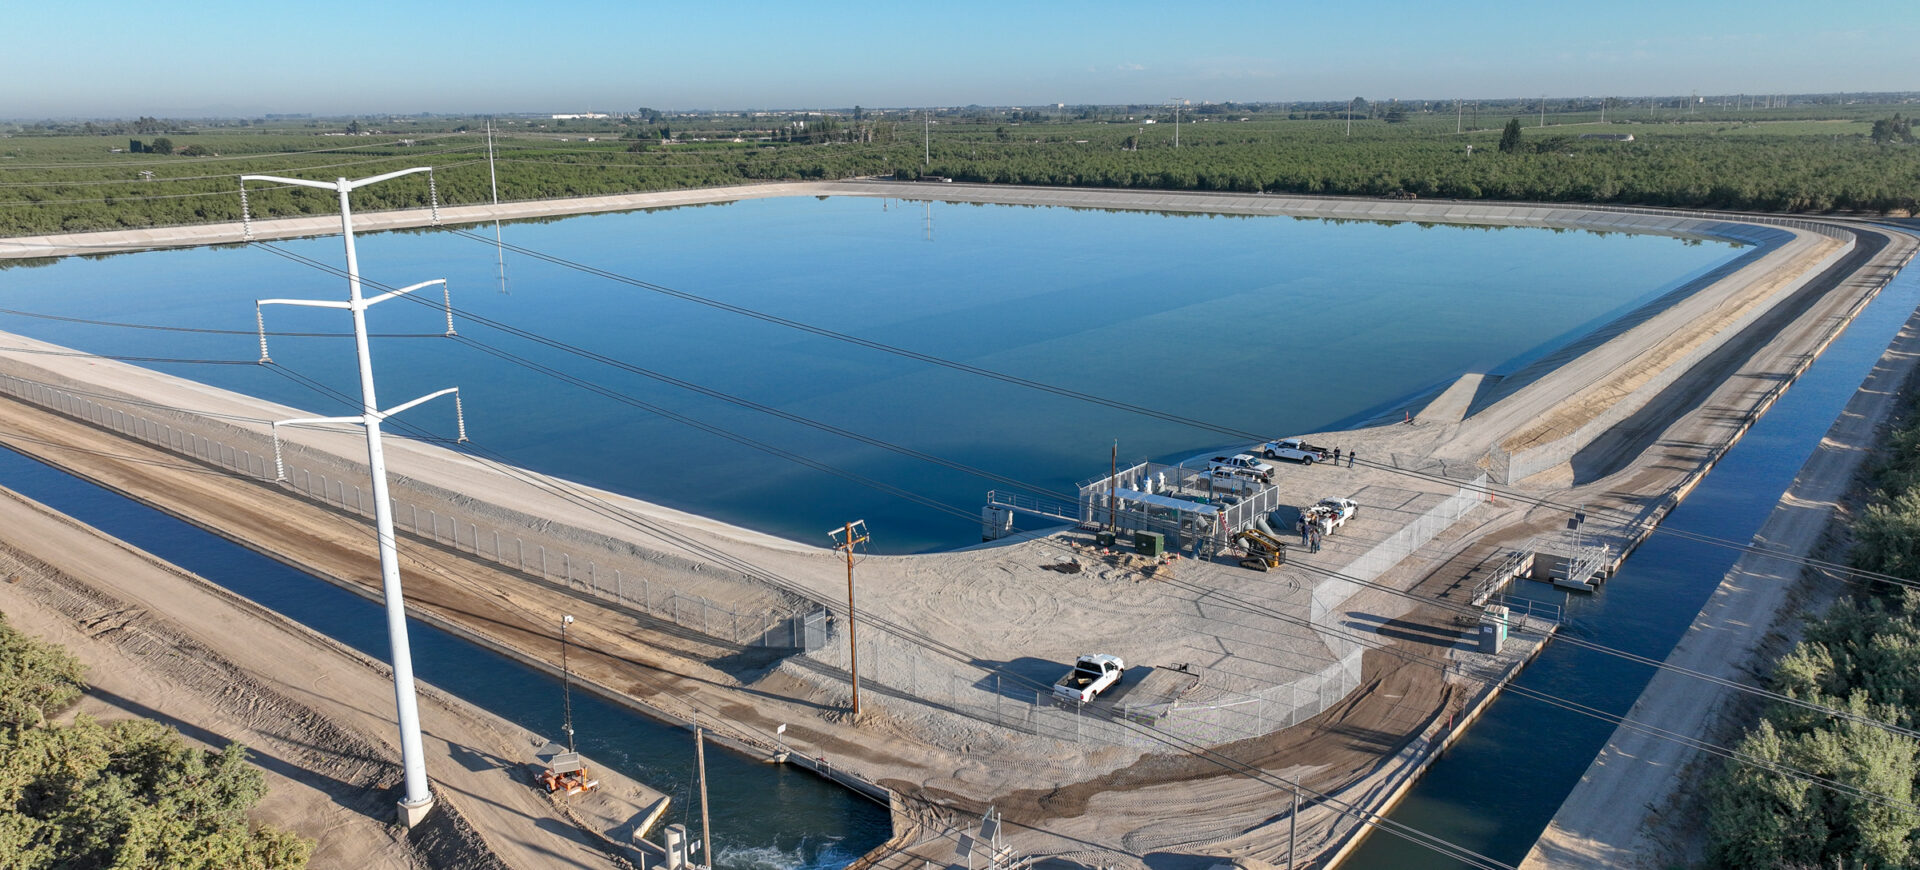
[801,608,830,652]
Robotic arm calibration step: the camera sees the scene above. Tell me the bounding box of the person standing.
[1298,516,1309,546]
[1309,525,1322,553]
[1349,450,1357,468]
[1333,447,1342,465]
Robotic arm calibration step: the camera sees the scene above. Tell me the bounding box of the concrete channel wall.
[1493,234,1855,484]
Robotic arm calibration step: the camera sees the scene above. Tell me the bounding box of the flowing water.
[1339,244,1920,868]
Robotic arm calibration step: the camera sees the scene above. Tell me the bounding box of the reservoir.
[1338,236,1920,867]
[0,196,1739,552]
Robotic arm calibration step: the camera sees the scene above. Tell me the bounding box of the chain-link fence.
[0,371,809,649]
[1311,474,1488,625]
[805,626,1365,750]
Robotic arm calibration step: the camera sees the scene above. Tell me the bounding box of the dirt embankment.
[0,484,627,869]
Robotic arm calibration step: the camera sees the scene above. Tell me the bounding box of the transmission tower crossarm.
[375,386,460,421]
[361,278,447,308]
[258,297,350,311]
[276,414,364,428]
[240,173,343,192]
[242,166,432,194]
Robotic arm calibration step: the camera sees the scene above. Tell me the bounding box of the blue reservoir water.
[0,197,1738,552]
[0,444,890,870]
[1339,250,1920,867]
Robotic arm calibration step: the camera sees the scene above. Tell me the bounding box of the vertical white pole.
[337,179,434,825]
[487,121,507,294]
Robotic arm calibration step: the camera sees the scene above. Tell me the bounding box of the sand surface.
[0,485,633,869]
[0,186,1911,868]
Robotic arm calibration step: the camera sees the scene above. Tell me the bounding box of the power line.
[0,306,444,338]
[0,133,479,170]
[32,228,1918,743]
[11,332,1889,860]
[253,355,1520,863]
[3,184,1904,852]
[18,216,1918,716]
[427,222,1920,598]
[0,144,487,187]
[238,302,1920,826]
[0,345,258,365]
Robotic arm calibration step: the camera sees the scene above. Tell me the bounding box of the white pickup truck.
[1208,453,1276,484]
[1262,438,1332,465]
[1303,497,1359,535]
[1054,654,1126,704]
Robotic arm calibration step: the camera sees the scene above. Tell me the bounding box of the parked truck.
[1303,497,1359,535]
[1262,438,1332,465]
[1208,453,1276,484]
[1054,654,1126,704]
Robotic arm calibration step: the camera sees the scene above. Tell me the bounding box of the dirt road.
[0,484,630,869]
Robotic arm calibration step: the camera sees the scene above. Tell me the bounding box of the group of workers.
[1296,515,1324,552]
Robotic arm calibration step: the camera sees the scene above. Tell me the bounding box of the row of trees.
[0,612,311,868]
[4,111,1918,237]
[1705,395,1920,867]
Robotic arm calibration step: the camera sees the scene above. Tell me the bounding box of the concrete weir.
[0,183,1910,870]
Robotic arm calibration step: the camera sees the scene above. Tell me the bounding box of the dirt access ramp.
[0,484,643,869]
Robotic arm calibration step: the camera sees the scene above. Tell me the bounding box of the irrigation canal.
[0,444,891,870]
[1339,246,1920,867]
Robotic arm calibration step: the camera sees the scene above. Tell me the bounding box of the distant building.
[1579,133,1635,142]
[551,113,610,120]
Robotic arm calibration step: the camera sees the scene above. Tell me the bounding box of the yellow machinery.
[539,751,599,796]
[1233,529,1289,571]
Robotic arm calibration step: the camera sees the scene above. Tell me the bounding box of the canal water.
[0,196,1739,552]
[1339,247,1920,867]
[0,444,891,870]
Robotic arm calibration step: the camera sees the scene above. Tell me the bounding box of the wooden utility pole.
[1289,785,1298,866]
[829,520,870,717]
[695,725,713,870]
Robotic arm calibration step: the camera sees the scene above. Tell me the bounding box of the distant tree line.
[5,108,1920,237]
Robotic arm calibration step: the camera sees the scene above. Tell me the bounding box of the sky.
[6,0,1916,118]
